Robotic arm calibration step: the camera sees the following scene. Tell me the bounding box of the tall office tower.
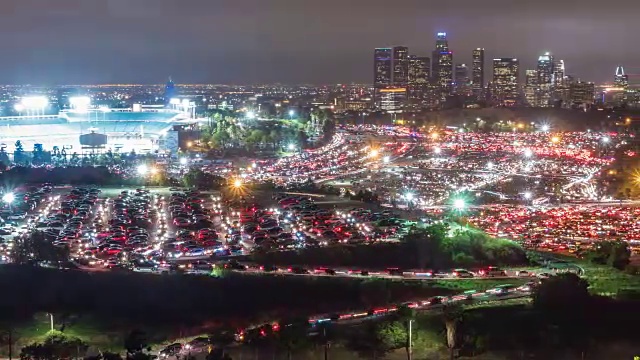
[472,48,485,99]
[524,69,538,106]
[373,48,393,106]
[570,80,596,107]
[392,46,409,86]
[432,32,453,99]
[164,77,176,106]
[614,66,629,88]
[408,55,430,108]
[536,52,554,107]
[552,60,570,107]
[454,63,470,96]
[492,58,519,106]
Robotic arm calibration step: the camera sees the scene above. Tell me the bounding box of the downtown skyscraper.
[432,32,453,100]
[535,52,554,107]
[492,58,519,106]
[373,46,409,111]
[472,48,485,99]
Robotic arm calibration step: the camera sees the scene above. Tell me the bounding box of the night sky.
[0,0,636,85]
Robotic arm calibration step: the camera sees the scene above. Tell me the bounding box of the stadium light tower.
[69,96,91,113]
[20,96,49,117]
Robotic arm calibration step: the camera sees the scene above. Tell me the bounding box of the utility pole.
[408,320,413,360]
[323,327,329,360]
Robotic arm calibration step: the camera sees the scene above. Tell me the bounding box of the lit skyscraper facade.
[536,52,554,107]
[373,48,393,105]
[492,58,519,106]
[454,63,470,96]
[408,55,430,108]
[614,66,629,88]
[472,48,485,99]
[164,77,176,106]
[432,32,453,99]
[524,69,538,106]
[392,46,409,86]
[570,81,595,107]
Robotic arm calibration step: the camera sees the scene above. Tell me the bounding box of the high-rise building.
[472,48,485,99]
[570,80,595,107]
[164,77,176,106]
[408,55,430,108]
[432,32,453,99]
[536,52,554,107]
[373,48,393,105]
[552,60,571,107]
[454,63,470,96]
[524,69,538,106]
[492,58,519,106]
[614,66,629,88]
[379,87,407,113]
[392,46,409,86]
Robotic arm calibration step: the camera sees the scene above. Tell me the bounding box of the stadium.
[0,98,196,154]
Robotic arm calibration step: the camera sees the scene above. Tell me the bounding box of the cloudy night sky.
[0,0,637,85]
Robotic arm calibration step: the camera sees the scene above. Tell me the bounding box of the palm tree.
[442,304,464,360]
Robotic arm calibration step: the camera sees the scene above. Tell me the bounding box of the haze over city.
[0,0,637,84]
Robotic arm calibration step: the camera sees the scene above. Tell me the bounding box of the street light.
[383,156,390,164]
[246,111,256,119]
[541,124,550,132]
[287,143,296,151]
[2,192,15,204]
[137,164,148,176]
[523,191,532,200]
[288,110,295,119]
[523,149,533,158]
[486,162,494,169]
[369,149,379,158]
[601,136,610,144]
[233,179,243,188]
[404,192,415,201]
[433,147,442,154]
[453,199,466,211]
[179,158,188,165]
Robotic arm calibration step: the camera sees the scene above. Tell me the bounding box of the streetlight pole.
[408,319,413,360]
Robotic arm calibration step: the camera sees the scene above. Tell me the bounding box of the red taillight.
[288,267,292,272]
[272,323,280,332]
[259,266,264,270]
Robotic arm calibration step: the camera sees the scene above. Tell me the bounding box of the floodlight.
[182,99,190,106]
[369,149,379,157]
[453,199,466,210]
[523,149,533,158]
[288,143,296,151]
[21,96,48,109]
[601,136,610,143]
[523,191,532,200]
[170,98,181,105]
[137,164,148,175]
[486,162,494,169]
[233,179,243,188]
[246,111,256,119]
[2,193,15,203]
[433,147,442,154]
[541,124,550,132]
[288,110,295,117]
[404,192,414,201]
[179,158,188,165]
[70,96,91,107]
[14,104,24,112]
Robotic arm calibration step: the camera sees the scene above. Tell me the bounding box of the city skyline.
[0,0,637,85]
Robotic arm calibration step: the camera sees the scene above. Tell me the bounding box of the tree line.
[253,225,527,270]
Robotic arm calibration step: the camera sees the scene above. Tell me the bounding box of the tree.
[442,304,464,360]
[533,273,592,358]
[585,241,630,270]
[275,318,311,360]
[343,322,391,360]
[20,331,88,360]
[123,329,151,360]
[11,231,69,265]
